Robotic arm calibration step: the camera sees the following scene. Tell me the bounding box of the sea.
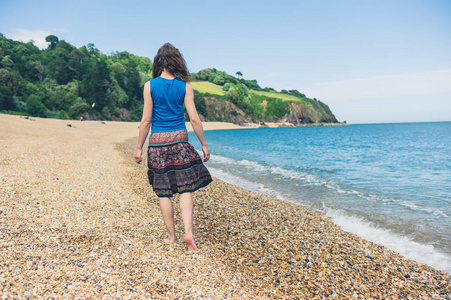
[189,121,451,274]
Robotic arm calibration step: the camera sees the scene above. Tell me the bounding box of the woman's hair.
[152,43,191,82]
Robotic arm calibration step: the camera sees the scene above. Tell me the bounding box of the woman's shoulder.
[174,77,186,83]
[174,77,189,89]
[149,77,163,89]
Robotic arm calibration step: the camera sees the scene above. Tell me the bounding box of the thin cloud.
[7,29,53,49]
[302,69,451,102]
[51,28,69,33]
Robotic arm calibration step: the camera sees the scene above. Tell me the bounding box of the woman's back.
[150,76,186,133]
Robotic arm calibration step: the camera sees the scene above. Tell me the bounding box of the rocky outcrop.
[79,108,133,121]
[111,108,132,121]
[198,96,339,125]
[199,97,256,123]
[285,101,338,124]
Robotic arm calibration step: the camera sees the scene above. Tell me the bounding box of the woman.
[134,43,212,251]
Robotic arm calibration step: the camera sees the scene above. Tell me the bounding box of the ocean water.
[189,122,451,274]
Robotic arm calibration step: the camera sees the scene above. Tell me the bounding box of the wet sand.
[0,114,449,299]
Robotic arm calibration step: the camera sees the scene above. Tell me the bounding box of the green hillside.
[191,82,225,95]
[252,90,303,102]
[190,68,336,122]
[0,34,151,121]
[192,81,305,102]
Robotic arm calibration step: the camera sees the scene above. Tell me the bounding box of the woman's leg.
[159,197,176,243]
[179,192,198,250]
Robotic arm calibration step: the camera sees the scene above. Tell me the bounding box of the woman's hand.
[135,148,143,164]
[202,145,210,162]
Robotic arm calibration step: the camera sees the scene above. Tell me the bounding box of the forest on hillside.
[0,34,150,121]
[0,34,337,123]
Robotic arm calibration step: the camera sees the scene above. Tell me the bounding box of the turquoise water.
[189,122,451,273]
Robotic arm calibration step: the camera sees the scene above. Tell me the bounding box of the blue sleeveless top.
[150,76,187,133]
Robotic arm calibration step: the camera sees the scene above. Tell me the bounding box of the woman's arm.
[184,82,210,162]
[135,81,153,164]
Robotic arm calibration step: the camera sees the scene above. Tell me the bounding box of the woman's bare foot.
[164,236,176,244]
[183,235,198,251]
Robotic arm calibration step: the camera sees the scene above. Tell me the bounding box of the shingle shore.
[0,114,449,299]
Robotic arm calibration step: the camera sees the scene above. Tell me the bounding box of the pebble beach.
[0,114,450,299]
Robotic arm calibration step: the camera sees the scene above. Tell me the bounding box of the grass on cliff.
[191,82,225,95]
[251,91,315,106]
[192,81,316,107]
[251,90,300,102]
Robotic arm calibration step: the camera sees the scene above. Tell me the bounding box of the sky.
[1,0,450,124]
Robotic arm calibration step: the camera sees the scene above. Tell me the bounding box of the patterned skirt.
[147,130,212,198]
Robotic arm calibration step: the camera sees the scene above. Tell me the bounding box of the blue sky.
[1,0,450,123]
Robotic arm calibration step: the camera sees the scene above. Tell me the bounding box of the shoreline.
[0,114,449,298]
[188,121,348,131]
[0,112,347,132]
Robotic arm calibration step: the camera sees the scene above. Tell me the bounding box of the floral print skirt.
[147,130,212,197]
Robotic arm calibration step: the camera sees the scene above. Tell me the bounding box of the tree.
[197,69,212,81]
[242,79,260,90]
[0,68,12,86]
[68,98,90,119]
[0,85,13,110]
[213,75,225,85]
[193,90,207,117]
[289,89,306,98]
[34,63,48,83]
[208,72,216,82]
[87,43,99,54]
[53,83,79,111]
[26,94,47,117]
[80,59,111,110]
[222,83,231,92]
[123,59,141,103]
[45,35,59,50]
[226,87,239,104]
[1,55,14,68]
[236,71,243,79]
[281,89,290,95]
[265,99,289,118]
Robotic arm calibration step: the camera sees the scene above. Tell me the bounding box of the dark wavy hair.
[152,43,191,82]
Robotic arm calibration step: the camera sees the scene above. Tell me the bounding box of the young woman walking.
[134,43,212,251]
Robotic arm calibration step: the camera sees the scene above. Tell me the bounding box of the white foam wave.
[211,154,370,197]
[395,200,448,218]
[207,166,289,202]
[211,154,384,204]
[208,153,450,218]
[210,154,328,185]
[323,206,451,274]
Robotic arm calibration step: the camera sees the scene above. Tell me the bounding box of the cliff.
[190,71,341,125]
[285,101,338,124]
[199,97,255,123]
[194,96,339,125]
